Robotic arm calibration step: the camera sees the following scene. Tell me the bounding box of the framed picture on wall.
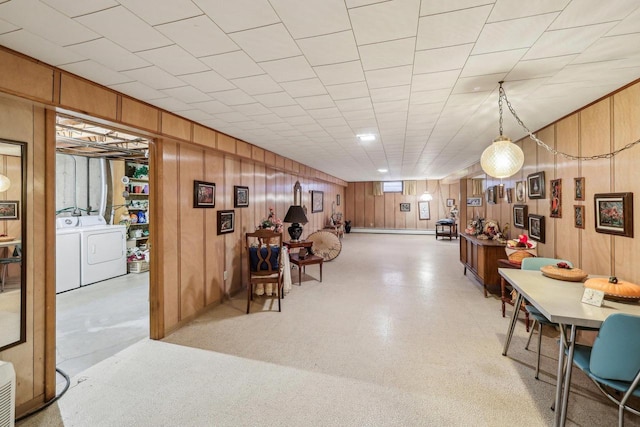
[574,177,585,201]
[311,190,324,213]
[528,214,545,243]
[0,201,19,220]
[506,188,513,204]
[574,205,585,229]
[217,210,235,235]
[336,194,340,206]
[527,172,545,199]
[400,203,410,212]
[418,201,430,220]
[193,180,215,208]
[234,186,249,208]
[513,205,527,229]
[515,180,526,202]
[446,198,455,207]
[594,192,633,237]
[550,179,562,218]
[466,197,482,207]
[487,185,497,205]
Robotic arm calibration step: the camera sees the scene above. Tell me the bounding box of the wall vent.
[0,361,15,427]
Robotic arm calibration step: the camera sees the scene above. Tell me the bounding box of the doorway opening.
[54,114,153,387]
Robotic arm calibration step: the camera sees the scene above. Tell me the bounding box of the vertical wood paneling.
[345,182,355,227]
[236,139,251,158]
[374,192,385,228]
[537,125,555,258]
[205,151,224,304]
[60,74,117,120]
[193,125,216,150]
[0,48,54,103]
[217,133,235,154]
[354,182,365,227]
[384,193,395,228]
[224,157,242,294]
[121,97,159,132]
[161,112,191,141]
[364,182,374,228]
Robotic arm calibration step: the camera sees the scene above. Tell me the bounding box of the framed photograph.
[446,198,455,207]
[550,178,562,218]
[515,180,526,202]
[506,188,513,204]
[527,171,545,199]
[594,192,633,237]
[513,205,528,229]
[487,185,497,205]
[400,202,410,212]
[418,201,430,220]
[0,201,19,220]
[311,190,324,213]
[234,185,249,208]
[217,210,235,235]
[574,205,585,229]
[574,177,585,201]
[194,180,215,208]
[467,197,482,207]
[528,214,545,243]
[337,194,340,206]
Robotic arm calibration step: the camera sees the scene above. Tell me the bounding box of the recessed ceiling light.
[377,168,388,173]
[357,134,376,142]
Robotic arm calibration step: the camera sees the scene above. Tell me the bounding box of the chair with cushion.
[570,313,640,426]
[521,256,573,379]
[0,243,21,292]
[245,229,283,314]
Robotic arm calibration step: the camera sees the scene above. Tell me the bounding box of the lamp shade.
[480,136,524,178]
[283,205,308,224]
[0,174,10,192]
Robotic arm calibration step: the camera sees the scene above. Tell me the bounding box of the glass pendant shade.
[0,174,10,192]
[480,136,524,178]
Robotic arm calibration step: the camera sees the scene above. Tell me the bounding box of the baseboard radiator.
[0,361,15,427]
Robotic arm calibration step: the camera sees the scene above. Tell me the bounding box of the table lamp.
[283,205,308,242]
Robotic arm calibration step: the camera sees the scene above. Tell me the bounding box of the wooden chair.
[245,229,283,314]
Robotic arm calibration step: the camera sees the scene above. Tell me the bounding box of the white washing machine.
[56,217,81,293]
[77,216,127,286]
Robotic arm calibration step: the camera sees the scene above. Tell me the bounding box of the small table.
[283,240,313,250]
[288,253,323,286]
[435,222,457,240]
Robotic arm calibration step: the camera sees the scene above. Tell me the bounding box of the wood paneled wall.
[461,82,640,284]
[0,46,345,416]
[345,180,460,229]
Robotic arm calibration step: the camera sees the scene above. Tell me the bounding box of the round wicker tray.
[584,278,640,302]
[0,236,15,242]
[540,265,588,282]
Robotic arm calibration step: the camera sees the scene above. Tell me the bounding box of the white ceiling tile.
[177,109,214,122]
[365,65,412,89]
[281,78,327,97]
[59,60,131,86]
[506,56,576,80]
[474,13,558,55]
[217,111,251,123]
[0,0,98,45]
[335,97,373,111]
[270,105,308,117]
[414,44,473,74]
[286,115,317,125]
[0,17,20,33]
[326,81,369,100]
[461,49,526,78]
[123,66,185,90]
[232,103,272,116]
[150,97,192,112]
[259,56,316,83]
[420,0,492,16]
[254,92,297,107]
[270,0,351,39]
[314,61,365,86]
[409,89,450,105]
[0,29,84,66]
[74,6,172,52]
[155,16,238,58]
[200,51,264,79]
[297,31,359,66]
[417,6,491,51]
[41,0,118,17]
[117,0,202,25]
[349,0,420,45]
[67,38,150,72]
[360,38,415,71]
[109,81,166,101]
[411,70,459,92]
[137,45,209,76]
[231,74,281,95]
[523,23,617,60]
[452,75,502,94]
[370,86,411,103]
[178,70,236,93]
[210,89,256,106]
[342,109,375,121]
[161,86,211,103]
[573,33,640,65]
[550,0,639,30]
[607,6,640,36]
[374,100,409,114]
[230,24,301,63]
[251,113,284,125]
[193,0,279,33]
[190,100,233,114]
[295,95,336,109]
[315,116,348,127]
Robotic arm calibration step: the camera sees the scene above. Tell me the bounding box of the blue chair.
[0,243,21,292]
[245,229,283,314]
[571,313,640,426]
[521,257,573,379]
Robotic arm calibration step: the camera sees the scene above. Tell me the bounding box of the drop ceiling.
[2,0,640,181]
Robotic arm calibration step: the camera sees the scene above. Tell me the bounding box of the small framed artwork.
[515,181,526,202]
[400,202,410,212]
[513,205,528,229]
[0,201,19,220]
[467,197,482,207]
[234,185,249,208]
[574,177,585,201]
[594,192,633,237]
[527,171,545,199]
[217,210,235,235]
[574,205,585,229]
[194,180,215,208]
[311,190,324,213]
[528,214,545,243]
[550,178,562,218]
[446,198,455,207]
[337,194,341,206]
[487,185,497,205]
[506,188,513,204]
[418,201,430,220]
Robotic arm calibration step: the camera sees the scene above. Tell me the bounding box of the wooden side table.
[284,240,313,257]
[498,259,530,332]
[289,253,323,286]
[435,222,458,240]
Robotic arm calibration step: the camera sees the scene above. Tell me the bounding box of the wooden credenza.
[459,234,506,297]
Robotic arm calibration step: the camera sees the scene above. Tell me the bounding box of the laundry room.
[54,116,151,381]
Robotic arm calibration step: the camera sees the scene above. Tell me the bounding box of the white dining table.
[0,239,20,249]
[499,268,640,427]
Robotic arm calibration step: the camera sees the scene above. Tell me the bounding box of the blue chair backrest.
[249,246,280,271]
[590,313,640,382]
[521,257,573,270]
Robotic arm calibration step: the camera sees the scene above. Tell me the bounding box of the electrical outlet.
[223,271,228,280]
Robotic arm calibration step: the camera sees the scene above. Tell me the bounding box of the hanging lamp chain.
[500,85,640,161]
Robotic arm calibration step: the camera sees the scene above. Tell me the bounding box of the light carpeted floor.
[17,233,638,426]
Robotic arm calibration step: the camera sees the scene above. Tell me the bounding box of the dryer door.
[86,230,124,264]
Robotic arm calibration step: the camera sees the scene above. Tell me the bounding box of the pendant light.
[0,174,10,192]
[480,82,524,178]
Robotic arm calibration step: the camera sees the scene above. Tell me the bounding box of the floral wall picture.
[574,177,585,201]
[550,179,562,218]
[594,192,633,237]
[574,205,585,229]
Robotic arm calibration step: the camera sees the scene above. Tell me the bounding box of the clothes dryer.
[77,216,127,286]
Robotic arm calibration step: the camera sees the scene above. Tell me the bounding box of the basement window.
[382,181,403,193]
